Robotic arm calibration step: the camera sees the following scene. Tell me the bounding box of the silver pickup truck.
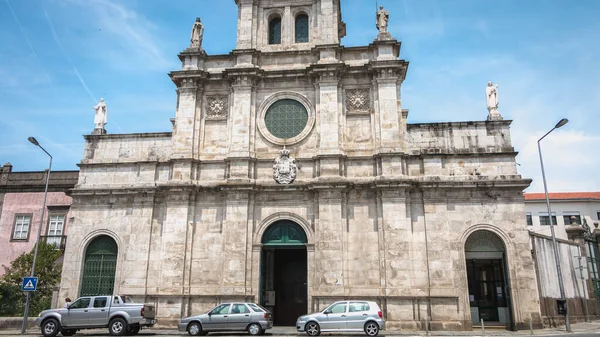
[35,295,156,337]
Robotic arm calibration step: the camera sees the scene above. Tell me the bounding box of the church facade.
[59,0,542,330]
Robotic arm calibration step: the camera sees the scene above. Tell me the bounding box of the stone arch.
[255,212,314,245]
[460,224,512,250]
[80,234,119,296]
[461,224,515,329]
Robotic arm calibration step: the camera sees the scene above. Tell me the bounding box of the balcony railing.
[40,235,67,250]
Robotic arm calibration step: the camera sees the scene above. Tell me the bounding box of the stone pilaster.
[370,61,407,153]
[310,63,345,176]
[225,66,261,180]
[222,190,251,295]
[235,0,256,50]
[313,188,345,295]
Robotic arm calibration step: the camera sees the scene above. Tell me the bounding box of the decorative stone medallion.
[345,88,370,114]
[273,147,297,184]
[206,95,228,120]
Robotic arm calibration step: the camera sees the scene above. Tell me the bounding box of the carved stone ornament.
[273,147,297,184]
[346,88,370,114]
[206,95,228,120]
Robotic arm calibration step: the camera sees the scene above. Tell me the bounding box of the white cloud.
[62,0,177,72]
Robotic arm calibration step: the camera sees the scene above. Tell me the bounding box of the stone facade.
[59,0,541,330]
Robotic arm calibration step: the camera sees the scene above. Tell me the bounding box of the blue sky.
[0,0,598,192]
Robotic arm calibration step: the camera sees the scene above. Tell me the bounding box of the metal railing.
[39,235,67,250]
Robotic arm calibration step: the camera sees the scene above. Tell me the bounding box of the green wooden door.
[80,235,118,296]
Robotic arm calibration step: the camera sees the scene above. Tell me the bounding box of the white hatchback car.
[296,301,385,336]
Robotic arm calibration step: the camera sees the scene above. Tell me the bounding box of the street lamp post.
[537,118,570,332]
[21,137,52,335]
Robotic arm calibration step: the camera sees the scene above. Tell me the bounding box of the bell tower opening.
[260,220,308,326]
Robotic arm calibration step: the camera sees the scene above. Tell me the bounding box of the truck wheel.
[187,322,202,336]
[126,325,140,335]
[42,318,61,337]
[109,318,128,336]
[61,329,77,336]
[247,323,262,336]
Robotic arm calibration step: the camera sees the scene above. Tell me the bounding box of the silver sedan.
[296,301,385,336]
[178,302,273,336]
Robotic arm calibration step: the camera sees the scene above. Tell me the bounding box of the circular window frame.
[258,92,315,146]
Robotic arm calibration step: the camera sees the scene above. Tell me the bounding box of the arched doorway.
[80,235,118,296]
[465,230,513,329]
[260,220,307,326]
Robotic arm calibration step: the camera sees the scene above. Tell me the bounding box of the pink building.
[0,163,78,276]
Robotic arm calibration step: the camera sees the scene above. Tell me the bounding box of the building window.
[526,213,532,226]
[563,212,581,225]
[12,214,32,240]
[46,214,66,247]
[597,211,600,220]
[539,213,557,226]
[269,17,281,44]
[264,99,308,139]
[295,14,309,43]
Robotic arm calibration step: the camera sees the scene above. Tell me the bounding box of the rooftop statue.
[190,17,204,49]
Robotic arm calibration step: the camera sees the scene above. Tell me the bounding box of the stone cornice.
[307,63,347,83]
[408,120,513,129]
[70,175,531,196]
[368,60,409,82]
[168,70,210,87]
[224,67,263,87]
[83,132,172,140]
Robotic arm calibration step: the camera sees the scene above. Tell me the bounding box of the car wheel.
[42,318,60,337]
[61,329,77,336]
[188,322,202,336]
[109,318,128,336]
[247,323,263,336]
[305,322,320,336]
[364,321,379,336]
[126,325,140,335]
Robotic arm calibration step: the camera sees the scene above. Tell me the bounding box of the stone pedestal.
[487,107,503,121]
[91,128,106,135]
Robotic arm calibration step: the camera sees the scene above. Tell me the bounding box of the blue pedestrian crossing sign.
[22,277,38,291]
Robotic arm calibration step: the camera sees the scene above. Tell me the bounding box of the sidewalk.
[1,321,599,337]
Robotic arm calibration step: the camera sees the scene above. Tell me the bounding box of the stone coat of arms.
[273,148,297,184]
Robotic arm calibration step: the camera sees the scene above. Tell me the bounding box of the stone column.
[566,217,593,320]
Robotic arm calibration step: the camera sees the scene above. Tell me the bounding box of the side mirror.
[208,312,212,316]
[324,310,331,314]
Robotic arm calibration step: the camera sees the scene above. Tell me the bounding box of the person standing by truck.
[63,298,71,308]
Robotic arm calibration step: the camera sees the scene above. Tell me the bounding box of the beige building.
[59,0,541,330]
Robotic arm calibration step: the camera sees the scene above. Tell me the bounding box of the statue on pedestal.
[486,81,503,120]
[93,98,107,134]
[190,17,204,49]
[376,6,389,33]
